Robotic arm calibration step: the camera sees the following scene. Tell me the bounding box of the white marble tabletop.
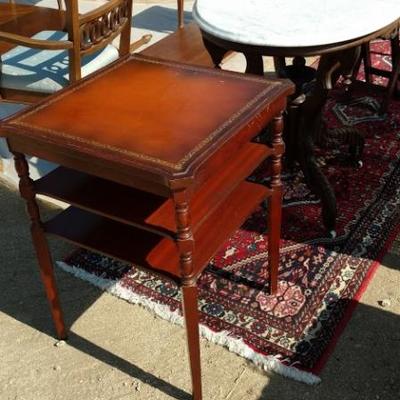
[193,0,400,49]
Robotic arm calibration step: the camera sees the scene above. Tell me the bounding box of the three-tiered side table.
[0,55,293,400]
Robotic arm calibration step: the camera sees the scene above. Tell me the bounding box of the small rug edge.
[57,261,321,385]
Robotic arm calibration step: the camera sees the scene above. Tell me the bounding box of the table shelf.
[44,180,268,280]
[36,142,271,239]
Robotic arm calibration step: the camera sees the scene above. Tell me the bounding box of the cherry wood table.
[193,0,400,237]
[0,54,294,400]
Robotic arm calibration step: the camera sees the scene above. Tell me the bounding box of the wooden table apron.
[199,18,400,236]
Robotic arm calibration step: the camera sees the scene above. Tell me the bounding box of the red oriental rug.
[60,40,400,384]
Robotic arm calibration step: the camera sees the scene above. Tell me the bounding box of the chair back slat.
[78,0,131,56]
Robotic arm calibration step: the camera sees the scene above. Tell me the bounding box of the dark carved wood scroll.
[80,0,129,52]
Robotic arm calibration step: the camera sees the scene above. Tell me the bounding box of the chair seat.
[1,30,119,94]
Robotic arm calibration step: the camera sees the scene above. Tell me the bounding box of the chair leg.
[12,151,67,340]
[273,56,287,77]
[381,34,400,114]
[363,42,373,84]
[339,45,361,103]
[182,282,202,400]
[352,47,363,82]
[177,0,184,29]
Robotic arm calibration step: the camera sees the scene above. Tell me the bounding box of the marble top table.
[193,0,400,54]
[193,0,400,236]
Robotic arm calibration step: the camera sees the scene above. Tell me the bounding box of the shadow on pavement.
[0,180,191,399]
[257,295,400,399]
[1,178,399,400]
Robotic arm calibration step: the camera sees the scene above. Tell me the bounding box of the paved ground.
[1,2,400,399]
[0,169,399,400]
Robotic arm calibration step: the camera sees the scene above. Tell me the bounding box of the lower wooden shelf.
[44,180,268,280]
[35,142,271,239]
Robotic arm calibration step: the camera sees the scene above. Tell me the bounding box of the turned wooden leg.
[12,151,66,339]
[363,42,373,84]
[177,0,184,29]
[182,282,202,400]
[172,189,202,400]
[268,113,284,295]
[268,194,281,295]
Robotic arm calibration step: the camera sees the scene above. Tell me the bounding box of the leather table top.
[1,55,293,178]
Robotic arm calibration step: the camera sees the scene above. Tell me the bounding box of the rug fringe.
[57,261,321,385]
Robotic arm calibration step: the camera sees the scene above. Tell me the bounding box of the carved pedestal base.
[201,36,365,236]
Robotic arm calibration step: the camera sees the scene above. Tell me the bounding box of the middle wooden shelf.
[35,141,272,239]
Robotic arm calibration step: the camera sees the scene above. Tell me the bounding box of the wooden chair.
[354,28,400,114]
[0,0,133,102]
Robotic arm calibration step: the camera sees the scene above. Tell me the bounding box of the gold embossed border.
[10,55,284,171]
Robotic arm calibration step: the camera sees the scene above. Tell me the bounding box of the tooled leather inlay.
[11,56,284,171]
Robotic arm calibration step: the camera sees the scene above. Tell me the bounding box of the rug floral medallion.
[62,44,400,383]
